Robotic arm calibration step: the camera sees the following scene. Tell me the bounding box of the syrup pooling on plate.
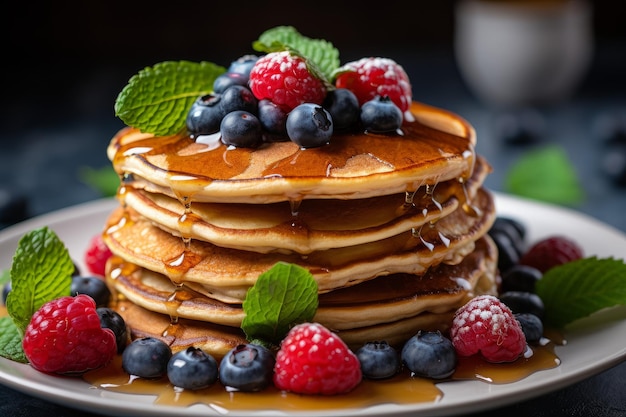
[82,341,560,411]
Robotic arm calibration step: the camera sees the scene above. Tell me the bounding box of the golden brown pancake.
[108,102,477,203]
[118,155,491,254]
[109,236,497,352]
[103,188,495,303]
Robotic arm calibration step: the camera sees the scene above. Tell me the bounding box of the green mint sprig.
[536,257,626,328]
[114,61,225,136]
[241,262,318,348]
[0,227,74,362]
[504,145,585,206]
[253,25,340,82]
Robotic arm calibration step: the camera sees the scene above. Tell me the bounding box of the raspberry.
[23,294,117,374]
[519,235,584,273]
[85,233,112,276]
[450,295,527,363]
[335,57,412,114]
[273,322,362,395]
[248,51,327,112]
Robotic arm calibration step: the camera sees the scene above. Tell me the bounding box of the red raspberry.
[450,295,526,363]
[248,51,327,112]
[519,235,584,273]
[335,57,412,113]
[23,294,117,374]
[85,233,112,276]
[273,322,362,395]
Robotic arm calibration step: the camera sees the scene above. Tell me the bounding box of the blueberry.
[220,111,262,148]
[97,307,128,354]
[323,88,360,130]
[186,94,224,136]
[356,341,400,379]
[71,275,111,307]
[220,85,258,115]
[499,291,545,319]
[122,337,172,379]
[219,344,275,392]
[286,103,333,148]
[490,216,526,247]
[489,230,521,274]
[227,54,259,78]
[213,72,249,94]
[401,330,457,379]
[514,313,544,343]
[360,96,403,133]
[167,347,218,390]
[500,264,542,293]
[258,99,288,135]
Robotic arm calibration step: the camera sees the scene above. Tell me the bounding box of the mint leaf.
[6,227,73,335]
[0,318,27,363]
[79,165,120,197]
[114,61,225,136]
[253,26,340,82]
[536,257,626,328]
[241,262,318,347]
[504,145,585,206]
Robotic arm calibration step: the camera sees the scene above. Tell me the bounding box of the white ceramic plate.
[0,194,625,417]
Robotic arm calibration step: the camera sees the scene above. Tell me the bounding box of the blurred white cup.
[454,0,593,108]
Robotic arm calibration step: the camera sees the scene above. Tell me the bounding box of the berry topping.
[499,291,545,319]
[186,94,225,136]
[273,322,362,395]
[213,72,249,94]
[285,103,333,148]
[360,95,403,133]
[335,57,412,114]
[220,110,263,148]
[70,275,111,307]
[257,99,288,135]
[167,347,219,390]
[401,330,457,379]
[514,313,544,343]
[248,51,327,112]
[500,264,543,293]
[450,295,527,363]
[122,337,172,379]
[322,88,360,130]
[355,341,400,380]
[219,343,275,392]
[97,307,129,354]
[227,54,259,77]
[22,294,117,374]
[84,233,112,277]
[519,235,584,273]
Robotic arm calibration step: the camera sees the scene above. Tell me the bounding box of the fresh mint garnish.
[79,165,120,197]
[5,227,73,336]
[504,145,585,206]
[536,257,626,328]
[114,60,225,136]
[0,318,26,362]
[241,262,318,348]
[252,25,340,82]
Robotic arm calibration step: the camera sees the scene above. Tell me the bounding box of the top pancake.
[108,101,476,203]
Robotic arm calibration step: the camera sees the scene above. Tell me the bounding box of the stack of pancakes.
[103,101,498,358]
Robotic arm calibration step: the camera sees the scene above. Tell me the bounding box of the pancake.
[107,235,497,329]
[119,155,491,254]
[109,236,497,353]
[103,187,495,303]
[108,101,477,203]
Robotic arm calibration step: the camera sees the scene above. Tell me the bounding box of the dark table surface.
[0,37,625,416]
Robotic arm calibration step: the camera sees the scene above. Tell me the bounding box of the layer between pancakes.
[104,187,495,303]
[108,235,498,355]
[119,155,490,254]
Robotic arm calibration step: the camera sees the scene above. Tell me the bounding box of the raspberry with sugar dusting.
[273,322,362,395]
[335,56,412,114]
[23,294,117,374]
[450,294,527,363]
[248,51,327,112]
